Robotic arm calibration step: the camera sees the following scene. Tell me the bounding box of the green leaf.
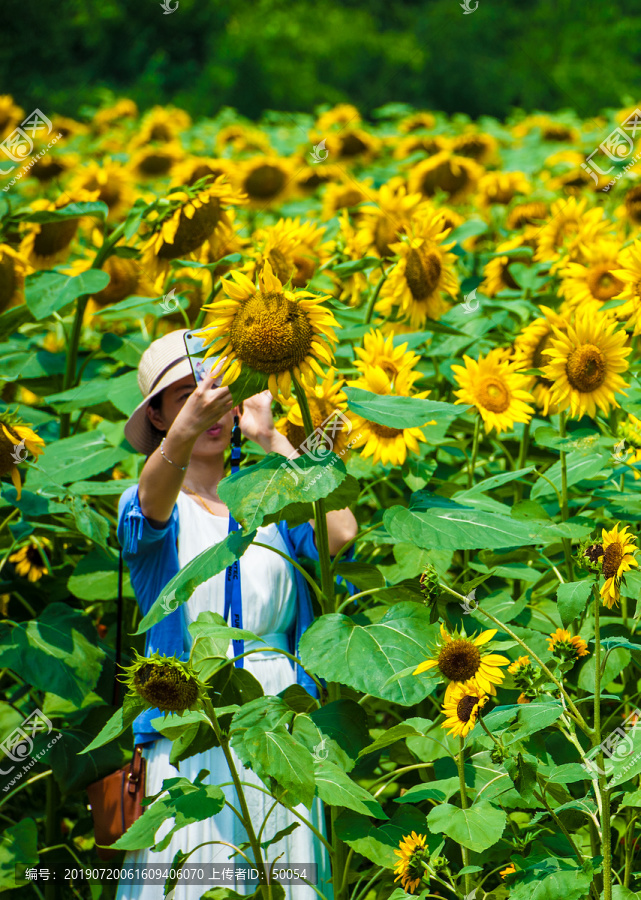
[313,758,387,817]
[344,386,463,429]
[26,431,128,489]
[68,547,129,601]
[578,647,630,692]
[218,452,347,531]
[137,530,256,634]
[298,603,440,705]
[0,819,38,891]
[80,694,146,754]
[71,496,110,547]
[426,800,506,852]
[48,707,132,793]
[358,719,431,757]
[556,580,593,628]
[334,806,431,868]
[22,201,108,223]
[307,700,370,767]
[531,450,610,499]
[332,257,382,277]
[0,305,33,340]
[228,365,270,405]
[261,473,361,529]
[508,859,597,900]
[25,269,111,320]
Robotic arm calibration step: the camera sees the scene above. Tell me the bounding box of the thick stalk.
[467,416,481,489]
[456,737,472,897]
[558,412,575,582]
[592,589,612,900]
[363,267,388,325]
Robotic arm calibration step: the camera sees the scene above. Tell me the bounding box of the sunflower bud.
[120,650,204,715]
[577,537,604,573]
[491,743,509,764]
[431,855,448,872]
[419,563,440,605]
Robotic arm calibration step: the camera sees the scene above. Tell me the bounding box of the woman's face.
[146,374,237,459]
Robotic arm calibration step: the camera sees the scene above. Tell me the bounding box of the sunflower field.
[4,93,641,900]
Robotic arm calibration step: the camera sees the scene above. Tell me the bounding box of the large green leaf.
[80,694,146,754]
[508,858,597,900]
[25,269,111,320]
[25,431,128,489]
[313,758,386,817]
[218,452,347,531]
[22,201,109,224]
[298,603,440,705]
[261,474,361,529]
[556,580,592,628]
[334,806,432,868]
[343,386,464,428]
[383,505,556,550]
[531,450,610,499]
[0,604,105,706]
[0,819,39,891]
[48,707,132,793]
[68,547,133,601]
[136,529,256,634]
[426,800,506,852]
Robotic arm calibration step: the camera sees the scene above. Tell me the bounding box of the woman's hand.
[170,372,234,443]
[240,390,297,457]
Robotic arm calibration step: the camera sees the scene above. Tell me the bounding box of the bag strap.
[223,416,244,668]
[112,547,124,706]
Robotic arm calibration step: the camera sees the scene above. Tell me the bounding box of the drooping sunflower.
[507,201,549,232]
[393,832,429,895]
[376,212,459,329]
[0,418,45,500]
[542,311,631,419]
[558,243,624,311]
[69,157,136,222]
[92,98,138,133]
[322,127,381,163]
[512,306,569,416]
[547,628,589,661]
[477,170,530,207]
[121,650,204,716]
[215,124,273,156]
[452,348,535,434]
[512,115,579,144]
[295,162,344,194]
[195,259,338,399]
[408,151,483,203]
[347,366,430,467]
[321,178,373,221]
[140,177,247,288]
[599,523,638,609]
[393,134,446,161]
[543,149,601,194]
[51,115,88,142]
[449,130,498,165]
[9,537,52,583]
[314,103,361,133]
[534,197,614,264]
[0,244,31,313]
[481,236,536,297]
[128,141,185,180]
[236,155,294,208]
[353,329,422,393]
[171,156,237,190]
[508,656,532,676]
[350,178,428,259]
[27,151,79,184]
[414,624,510,693]
[251,216,332,288]
[0,94,24,140]
[612,239,641,335]
[441,678,489,738]
[277,368,350,456]
[19,190,99,269]
[398,111,436,133]
[128,105,191,150]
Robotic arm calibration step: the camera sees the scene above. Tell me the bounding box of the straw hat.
[124,328,220,455]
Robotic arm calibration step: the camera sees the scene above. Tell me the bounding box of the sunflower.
[441,678,489,738]
[449,130,498,165]
[93,98,138,133]
[350,178,428,259]
[616,415,641,480]
[512,306,569,416]
[215,124,272,156]
[195,259,338,399]
[236,155,294,208]
[121,650,204,716]
[376,211,459,329]
[393,134,446,161]
[128,141,185,180]
[315,103,361,133]
[9,537,52,583]
[508,655,532,675]
[295,162,344,193]
[171,156,237,189]
[543,150,602,194]
[393,832,429,895]
[477,170,530,207]
[251,216,331,288]
[622,185,641,226]
[534,197,614,264]
[0,418,45,500]
[353,329,422,392]
[0,244,31,313]
[51,116,88,141]
[128,105,191,150]
[513,115,579,143]
[322,127,381,163]
[599,523,638,609]
[0,94,24,140]
[408,151,483,203]
[27,151,79,184]
[347,366,430,467]
[140,177,246,288]
[321,179,372,221]
[481,236,536,297]
[19,190,99,269]
[452,348,535,435]
[277,368,351,455]
[398,111,436,133]
[507,201,549,232]
[612,239,641,335]
[542,311,631,419]
[547,628,589,661]
[500,864,516,879]
[414,624,510,693]
[69,158,136,222]
[558,243,624,311]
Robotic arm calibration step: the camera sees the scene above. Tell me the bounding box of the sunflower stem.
[363,266,388,325]
[456,736,472,896]
[514,420,531,503]
[558,411,575,583]
[592,584,612,900]
[467,416,481,489]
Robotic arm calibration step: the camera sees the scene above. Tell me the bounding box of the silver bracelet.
[160,437,188,472]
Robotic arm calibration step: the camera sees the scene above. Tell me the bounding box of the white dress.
[116,492,333,900]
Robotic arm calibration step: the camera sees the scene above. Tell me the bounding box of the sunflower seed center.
[566,344,607,392]
[603,542,624,579]
[456,694,479,723]
[437,639,481,681]
[405,247,442,301]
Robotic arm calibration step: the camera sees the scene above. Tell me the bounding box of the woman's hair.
[147,389,166,443]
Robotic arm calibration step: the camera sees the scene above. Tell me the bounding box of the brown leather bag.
[87,745,146,860]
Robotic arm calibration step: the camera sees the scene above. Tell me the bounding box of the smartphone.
[183,329,223,386]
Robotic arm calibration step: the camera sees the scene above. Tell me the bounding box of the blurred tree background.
[1,0,640,120]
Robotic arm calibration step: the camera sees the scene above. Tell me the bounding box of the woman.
[115,329,357,900]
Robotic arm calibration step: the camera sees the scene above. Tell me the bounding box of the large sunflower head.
[414,623,510,693]
[19,190,99,269]
[0,244,31,314]
[477,170,530,207]
[350,178,428,258]
[534,197,614,264]
[547,628,589,662]
[27,151,79,184]
[376,210,459,329]
[353,329,422,392]
[140,177,246,288]
[558,242,624,311]
[542,311,631,419]
[277,368,350,455]
[441,678,490,738]
[196,260,338,399]
[452,348,535,435]
[408,151,483,203]
[120,650,204,715]
[512,306,568,416]
[251,216,331,288]
[8,536,52,583]
[69,158,136,222]
[0,417,45,500]
[599,523,638,609]
[449,130,498,165]
[322,127,381,162]
[237,155,294,208]
[393,832,429,895]
[128,141,185,180]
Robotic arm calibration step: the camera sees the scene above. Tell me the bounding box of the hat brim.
[124,359,196,456]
